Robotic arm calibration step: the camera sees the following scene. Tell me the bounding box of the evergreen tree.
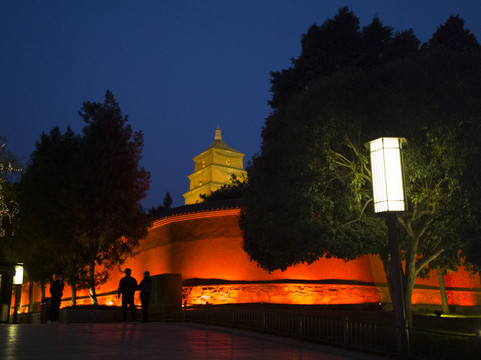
[163,192,173,209]
[269,7,420,110]
[14,91,151,305]
[15,127,85,303]
[78,90,151,304]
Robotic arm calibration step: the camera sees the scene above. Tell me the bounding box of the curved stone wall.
[14,205,481,312]
[104,206,481,307]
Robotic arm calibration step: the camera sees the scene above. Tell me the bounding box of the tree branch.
[341,198,373,227]
[415,246,445,276]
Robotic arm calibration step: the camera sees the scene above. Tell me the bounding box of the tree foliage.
[0,138,21,241]
[14,91,151,304]
[15,128,85,289]
[200,175,247,202]
[241,9,481,325]
[269,7,420,110]
[0,138,22,266]
[148,192,173,218]
[459,118,481,270]
[77,90,151,303]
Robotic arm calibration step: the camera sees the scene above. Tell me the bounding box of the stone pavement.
[0,322,390,360]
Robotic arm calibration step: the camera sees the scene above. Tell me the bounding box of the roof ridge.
[153,199,242,220]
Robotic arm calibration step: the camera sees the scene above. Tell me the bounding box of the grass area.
[412,313,481,335]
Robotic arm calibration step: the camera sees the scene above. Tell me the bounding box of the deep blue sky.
[2,1,480,209]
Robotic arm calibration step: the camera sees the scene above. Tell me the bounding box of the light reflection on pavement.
[0,322,389,360]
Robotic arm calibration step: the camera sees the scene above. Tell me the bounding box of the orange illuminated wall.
[13,205,481,311]
[95,206,481,307]
[132,209,377,282]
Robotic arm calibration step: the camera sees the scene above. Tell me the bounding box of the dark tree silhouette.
[241,9,481,326]
[78,90,151,304]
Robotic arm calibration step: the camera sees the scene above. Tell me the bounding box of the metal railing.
[179,304,481,360]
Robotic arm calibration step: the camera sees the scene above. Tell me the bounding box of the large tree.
[241,10,481,326]
[269,7,419,110]
[458,115,481,270]
[15,127,86,302]
[14,91,151,305]
[78,90,151,304]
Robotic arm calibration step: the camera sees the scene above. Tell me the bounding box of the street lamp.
[369,137,407,213]
[368,137,409,359]
[12,263,24,324]
[13,264,24,286]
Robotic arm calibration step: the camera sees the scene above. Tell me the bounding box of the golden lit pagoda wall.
[184,144,247,205]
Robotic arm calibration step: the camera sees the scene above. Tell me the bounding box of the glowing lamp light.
[13,264,24,285]
[368,137,407,213]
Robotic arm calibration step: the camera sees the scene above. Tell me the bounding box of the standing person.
[138,271,152,322]
[48,273,64,323]
[117,268,138,322]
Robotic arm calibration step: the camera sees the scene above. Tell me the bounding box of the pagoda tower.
[183,127,247,204]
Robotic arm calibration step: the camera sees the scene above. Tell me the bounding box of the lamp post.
[12,263,24,324]
[368,137,409,359]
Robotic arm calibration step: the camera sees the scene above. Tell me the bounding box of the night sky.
[2,1,481,209]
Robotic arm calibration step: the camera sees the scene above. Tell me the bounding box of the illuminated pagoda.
[183,127,247,204]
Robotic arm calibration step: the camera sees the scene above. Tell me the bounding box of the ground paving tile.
[0,322,390,360]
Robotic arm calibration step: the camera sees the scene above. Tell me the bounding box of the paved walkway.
[0,322,389,360]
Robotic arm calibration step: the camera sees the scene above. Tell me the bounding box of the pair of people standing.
[117,268,152,322]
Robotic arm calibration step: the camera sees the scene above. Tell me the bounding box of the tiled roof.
[207,139,243,154]
[154,199,242,220]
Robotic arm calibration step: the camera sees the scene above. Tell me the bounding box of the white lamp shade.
[369,137,407,213]
[14,264,24,285]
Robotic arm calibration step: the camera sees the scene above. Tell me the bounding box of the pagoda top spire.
[215,126,222,141]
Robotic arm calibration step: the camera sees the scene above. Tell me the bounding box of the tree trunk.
[436,266,450,314]
[404,244,417,329]
[70,282,77,307]
[88,262,98,305]
[381,258,393,305]
[40,280,45,299]
[403,236,419,329]
[404,273,415,328]
[381,244,410,325]
[28,282,35,312]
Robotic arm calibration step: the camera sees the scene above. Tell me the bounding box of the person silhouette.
[138,271,152,322]
[48,273,64,322]
[117,268,138,322]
